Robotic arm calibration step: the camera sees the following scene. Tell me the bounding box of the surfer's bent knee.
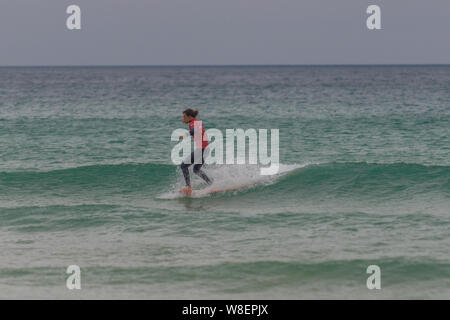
[180,162,189,170]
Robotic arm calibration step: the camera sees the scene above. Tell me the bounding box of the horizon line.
[1,63,450,68]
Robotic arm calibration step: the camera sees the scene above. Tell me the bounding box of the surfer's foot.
[180,186,192,194]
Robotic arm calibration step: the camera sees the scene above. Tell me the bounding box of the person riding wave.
[179,108,213,194]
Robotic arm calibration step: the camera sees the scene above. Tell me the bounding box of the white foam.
[157,163,308,199]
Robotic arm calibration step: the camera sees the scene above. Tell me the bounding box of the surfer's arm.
[179,132,189,140]
[179,128,195,140]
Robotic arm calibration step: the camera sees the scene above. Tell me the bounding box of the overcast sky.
[0,0,449,65]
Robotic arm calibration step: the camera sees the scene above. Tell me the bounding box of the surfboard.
[179,184,249,196]
[205,186,245,194]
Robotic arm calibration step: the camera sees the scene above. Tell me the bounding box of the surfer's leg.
[193,164,212,185]
[180,151,195,187]
[180,163,191,186]
[193,148,212,185]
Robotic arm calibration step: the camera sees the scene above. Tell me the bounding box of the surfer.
[179,109,213,194]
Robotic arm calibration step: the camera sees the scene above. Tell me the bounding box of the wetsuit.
[180,119,212,187]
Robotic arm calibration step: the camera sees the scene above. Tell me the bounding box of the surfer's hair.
[183,108,198,118]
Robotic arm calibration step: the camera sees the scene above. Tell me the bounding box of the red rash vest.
[189,118,209,149]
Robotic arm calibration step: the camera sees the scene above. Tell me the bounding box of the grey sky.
[1,0,449,65]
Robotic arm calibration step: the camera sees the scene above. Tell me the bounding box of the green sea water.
[0,66,449,299]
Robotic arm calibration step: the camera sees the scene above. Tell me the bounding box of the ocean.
[0,65,449,299]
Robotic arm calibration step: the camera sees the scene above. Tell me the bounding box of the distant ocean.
[0,66,449,299]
